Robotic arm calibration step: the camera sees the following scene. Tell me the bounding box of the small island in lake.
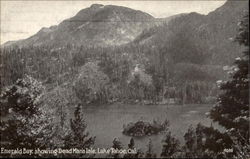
[122,119,169,137]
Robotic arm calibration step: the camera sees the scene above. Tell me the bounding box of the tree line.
[1,34,222,105]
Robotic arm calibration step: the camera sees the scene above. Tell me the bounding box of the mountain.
[1,1,248,104]
[2,0,248,66]
[3,4,156,47]
[133,0,248,65]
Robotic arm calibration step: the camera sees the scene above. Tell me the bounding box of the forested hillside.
[1,1,247,105]
[133,0,247,65]
[0,1,249,158]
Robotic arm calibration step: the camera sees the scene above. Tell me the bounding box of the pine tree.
[41,86,72,150]
[203,14,250,158]
[161,131,180,158]
[110,138,123,158]
[210,13,249,152]
[0,75,53,157]
[182,14,249,158]
[145,139,157,158]
[183,125,197,157]
[74,62,110,104]
[183,123,233,158]
[128,138,135,150]
[63,104,95,157]
[123,138,139,158]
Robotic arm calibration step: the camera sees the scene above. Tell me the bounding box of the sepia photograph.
[0,0,249,158]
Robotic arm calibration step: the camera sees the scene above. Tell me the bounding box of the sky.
[0,0,226,44]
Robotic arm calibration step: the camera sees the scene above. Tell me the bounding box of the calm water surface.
[79,103,213,156]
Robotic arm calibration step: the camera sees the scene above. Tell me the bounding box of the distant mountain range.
[2,0,248,66]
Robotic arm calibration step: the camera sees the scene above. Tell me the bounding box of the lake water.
[80,103,214,156]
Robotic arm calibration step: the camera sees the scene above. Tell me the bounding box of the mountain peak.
[4,4,156,47]
[90,4,104,9]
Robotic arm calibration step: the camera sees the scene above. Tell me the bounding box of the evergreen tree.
[41,86,73,150]
[145,139,157,158]
[183,125,197,157]
[161,131,180,158]
[183,13,250,159]
[123,138,139,158]
[183,123,233,158]
[128,138,135,150]
[110,138,123,158]
[63,104,95,157]
[0,75,53,157]
[210,13,249,157]
[74,62,110,104]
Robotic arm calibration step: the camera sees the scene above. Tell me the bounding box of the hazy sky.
[0,0,226,44]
